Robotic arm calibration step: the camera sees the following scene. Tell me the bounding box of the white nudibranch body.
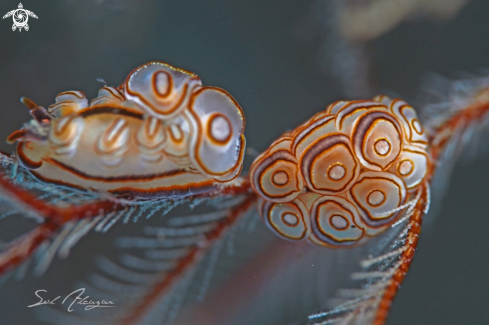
[250,96,430,247]
[9,61,246,198]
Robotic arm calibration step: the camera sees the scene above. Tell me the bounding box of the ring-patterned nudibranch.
[250,96,430,247]
[7,61,246,198]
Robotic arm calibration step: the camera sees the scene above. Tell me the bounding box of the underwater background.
[0,0,489,324]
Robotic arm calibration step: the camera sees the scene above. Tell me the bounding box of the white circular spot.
[328,164,346,180]
[399,160,413,176]
[367,190,385,206]
[330,215,348,230]
[209,115,231,143]
[374,139,390,156]
[273,171,289,186]
[283,213,299,226]
[412,119,423,134]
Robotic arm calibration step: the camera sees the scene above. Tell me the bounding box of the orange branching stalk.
[428,88,489,162]
[372,185,426,325]
[118,194,256,325]
[0,152,252,280]
[374,87,489,322]
[0,159,256,325]
[0,170,125,276]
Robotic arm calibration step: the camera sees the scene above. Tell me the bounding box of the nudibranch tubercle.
[250,96,430,247]
[7,61,246,198]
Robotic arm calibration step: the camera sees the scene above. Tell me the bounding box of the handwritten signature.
[28,288,116,312]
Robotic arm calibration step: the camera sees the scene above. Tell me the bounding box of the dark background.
[0,0,488,324]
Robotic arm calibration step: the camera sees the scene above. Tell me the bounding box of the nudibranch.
[250,96,430,247]
[7,61,246,198]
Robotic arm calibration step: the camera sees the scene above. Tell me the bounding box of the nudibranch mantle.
[250,96,430,247]
[8,61,246,198]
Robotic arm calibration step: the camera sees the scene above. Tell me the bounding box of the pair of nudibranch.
[7,61,430,247]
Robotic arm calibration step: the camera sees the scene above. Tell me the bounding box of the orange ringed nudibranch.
[7,61,429,248]
[8,61,246,198]
[250,95,430,247]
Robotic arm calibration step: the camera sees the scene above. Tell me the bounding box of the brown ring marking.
[127,82,188,116]
[336,101,386,129]
[152,70,173,99]
[396,103,412,134]
[327,162,346,181]
[411,118,424,135]
[351,176,404,228]
[397,103,415,134]
[291,115,334,155]
[312,200,358,245]
[325,100,346,114]
[373,137,392,157]
[271,170,290,187]
[211,134,245,183]
[260,160,297,197]
[389,98,406,111]
[124,63,194,116]
[329,214,350,230]
[398,104,428,145]
[281,212,299,227]
[361,122,397,165]
[252,149,299,199]
[366,189,387,207]
[206,113,233,146]
[189,87,245,177]
[353,111,402,169]
[301,133,356,193]
[122,61,198,92]
[397,158,415,177]
[262,201,307,240]
[309,145,350,188]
